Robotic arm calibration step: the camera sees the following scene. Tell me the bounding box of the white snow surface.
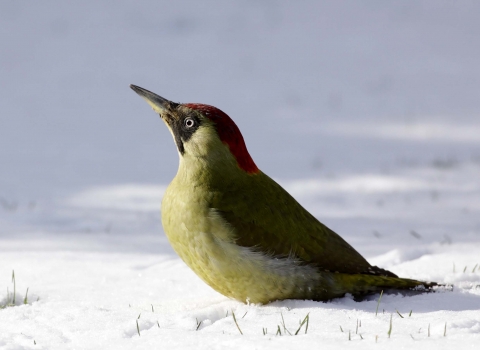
[1,1,480,349]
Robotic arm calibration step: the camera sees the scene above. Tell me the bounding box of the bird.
[130,84,437,304]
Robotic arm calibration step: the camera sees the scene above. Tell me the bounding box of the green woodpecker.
[130,84,437,304]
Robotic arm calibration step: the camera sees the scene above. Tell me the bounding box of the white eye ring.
[184,117,195,128]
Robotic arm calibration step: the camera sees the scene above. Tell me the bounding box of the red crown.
[185,103,259,174]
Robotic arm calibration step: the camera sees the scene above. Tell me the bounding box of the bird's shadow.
[269,285,480,313]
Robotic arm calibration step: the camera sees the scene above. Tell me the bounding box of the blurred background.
[1,1,479,250]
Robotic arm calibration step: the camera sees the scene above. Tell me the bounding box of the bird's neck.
[175,146,257,189]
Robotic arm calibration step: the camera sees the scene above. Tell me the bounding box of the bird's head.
[130,85,259,175]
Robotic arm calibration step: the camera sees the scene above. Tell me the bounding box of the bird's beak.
[130,84,177,115]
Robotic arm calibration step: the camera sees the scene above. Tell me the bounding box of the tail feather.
[331,273,441,298]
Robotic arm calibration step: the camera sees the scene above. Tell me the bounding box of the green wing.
[212,171,394,276]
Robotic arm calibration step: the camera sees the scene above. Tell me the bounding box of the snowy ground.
[1,1,480,349]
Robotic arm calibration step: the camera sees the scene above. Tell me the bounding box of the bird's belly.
[161,187,324,303]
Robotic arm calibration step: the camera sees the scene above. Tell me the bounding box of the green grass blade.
[375,290,384,316]
[232,310,243,335]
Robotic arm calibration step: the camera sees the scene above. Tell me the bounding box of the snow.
[1,1,480,349]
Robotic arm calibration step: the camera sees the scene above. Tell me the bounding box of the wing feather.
[210,172,393,276]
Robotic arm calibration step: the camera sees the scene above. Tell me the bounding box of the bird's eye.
[184,117,196,128]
